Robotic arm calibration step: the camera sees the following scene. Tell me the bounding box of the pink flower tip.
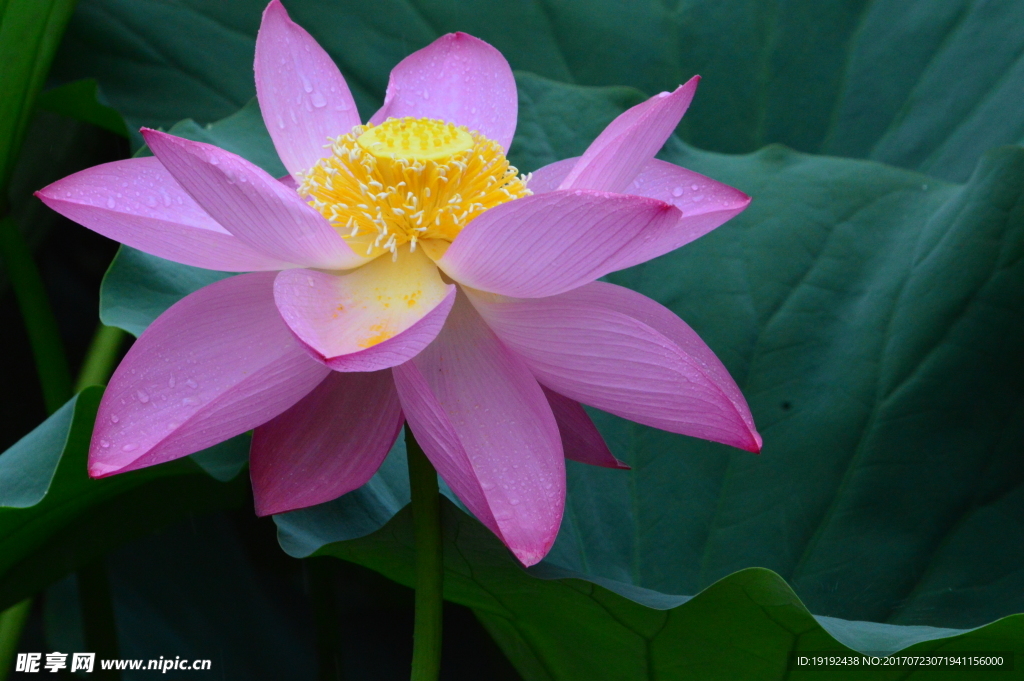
[87,460,121,479]
[746,430,764,454]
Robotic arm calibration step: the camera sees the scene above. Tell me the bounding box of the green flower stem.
[405,429,443,681]
[0,215,72,414]
[0,600,31,681]
[78,560,120,681]
[72,329,125,679]
[74,324,126,392]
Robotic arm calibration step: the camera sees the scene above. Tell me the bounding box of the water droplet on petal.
[136,389,150,404]
[690,183,700,191]
[122,443,138,452]
[301,73,313,93]
[168,376,176,388]
[100,440,110,448]
[311,91,327,108]
[671,186,684,197]
[106,197,116,209]
[185,379,198,389]
[110,414,119,423]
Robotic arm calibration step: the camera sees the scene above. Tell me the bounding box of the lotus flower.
[36,0,760,565]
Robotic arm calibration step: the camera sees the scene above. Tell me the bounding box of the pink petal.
[559,78,699,194]
[143,129,365,271]
[255,0,361,179]
[606,159,751,269]
[530,156,750,269]
[527,157,577,194]
[543,387,627,469]
[369,33,517,151]
[89,272,331,477]
[436,191,680,298]
[250,369,403,516]
[274,248,456,371]
[35,158,295,271]
[392,293,564,566]
[468,283,761,453]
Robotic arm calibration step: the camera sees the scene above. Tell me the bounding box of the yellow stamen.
[299,117,531,259]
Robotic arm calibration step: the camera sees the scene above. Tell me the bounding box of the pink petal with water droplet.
[607,158,750,269]
[370,33,517,151]
[468,283,761,453]
[256,0,361,179]
[392,293,564,566]
[559,78,699,194]
[251,369,403,516]
[437,190,679,298]
[529,155,750,269]
[35,158,294,271]
[89,272,331,477]
[143,129,365,271]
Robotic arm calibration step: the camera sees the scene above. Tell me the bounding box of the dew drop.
[122,443,138,452]
[423,90,430,100]
[100,440,110,448]
[671,186,684,197]
[110,414,119,424]
[147,195,158,207]
[136,389,150,404]
[106,197,116,209]
[277,115,285,129]
[690,183,700,191]
[168,376,176,388]
[301,73,313,93]
[311,91,327,108]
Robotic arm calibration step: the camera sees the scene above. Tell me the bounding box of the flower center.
[300,117,531,260]
[356,118,474,161]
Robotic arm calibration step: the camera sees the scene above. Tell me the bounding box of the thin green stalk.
[0,600,31,681]
[78,561,119,681]
[0,215,72,413]
[405,430,444,681]
[74,324,125,392]
[72,327,125,678]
